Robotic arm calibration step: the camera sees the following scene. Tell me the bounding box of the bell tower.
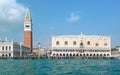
[24,8,33,53]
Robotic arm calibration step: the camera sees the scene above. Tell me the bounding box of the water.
[0,59,120,75]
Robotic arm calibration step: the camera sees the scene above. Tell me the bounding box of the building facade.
[24,8,33,53]
[111,46,120,58]
[33,44,47,58]
[33,48,47,58]
[50,34,111,58]
[0,40,30,58]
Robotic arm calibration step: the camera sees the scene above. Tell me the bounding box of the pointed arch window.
[6,46,8,50]
[104,43,107,46]
[64,41,68,45]
[56,41,60,45]
[2,46,4,50]
[80,42,83,46]
[73,41,76,45]
[96,43,99,46]
[9,46,11,51]
[87,41,90,45]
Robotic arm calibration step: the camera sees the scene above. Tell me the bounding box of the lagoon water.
[0,59,120,75]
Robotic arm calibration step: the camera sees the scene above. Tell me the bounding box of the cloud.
[0,0,26,32]
[67,12,80,23]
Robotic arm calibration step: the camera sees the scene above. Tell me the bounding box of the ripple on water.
[0,59,120,75]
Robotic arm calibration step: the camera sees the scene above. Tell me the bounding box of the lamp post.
[20,42,22,58]
[38,43,41,58]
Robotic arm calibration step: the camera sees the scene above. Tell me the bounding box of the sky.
[0,0,120,48]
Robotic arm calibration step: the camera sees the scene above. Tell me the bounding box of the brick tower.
[24,8,33,53]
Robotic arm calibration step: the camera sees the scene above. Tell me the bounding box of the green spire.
[25,8,31,19]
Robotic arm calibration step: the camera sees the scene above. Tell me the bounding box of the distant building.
[0,39,30,58]
[33,48,46,58]
[116,46,120,52]
[50,34,111,58]
[111,46,120,56]
[24,8,33,53]
[33,43,47,58]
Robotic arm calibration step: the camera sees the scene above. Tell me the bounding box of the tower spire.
[25,7,31,19]
[81,32,83,36]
